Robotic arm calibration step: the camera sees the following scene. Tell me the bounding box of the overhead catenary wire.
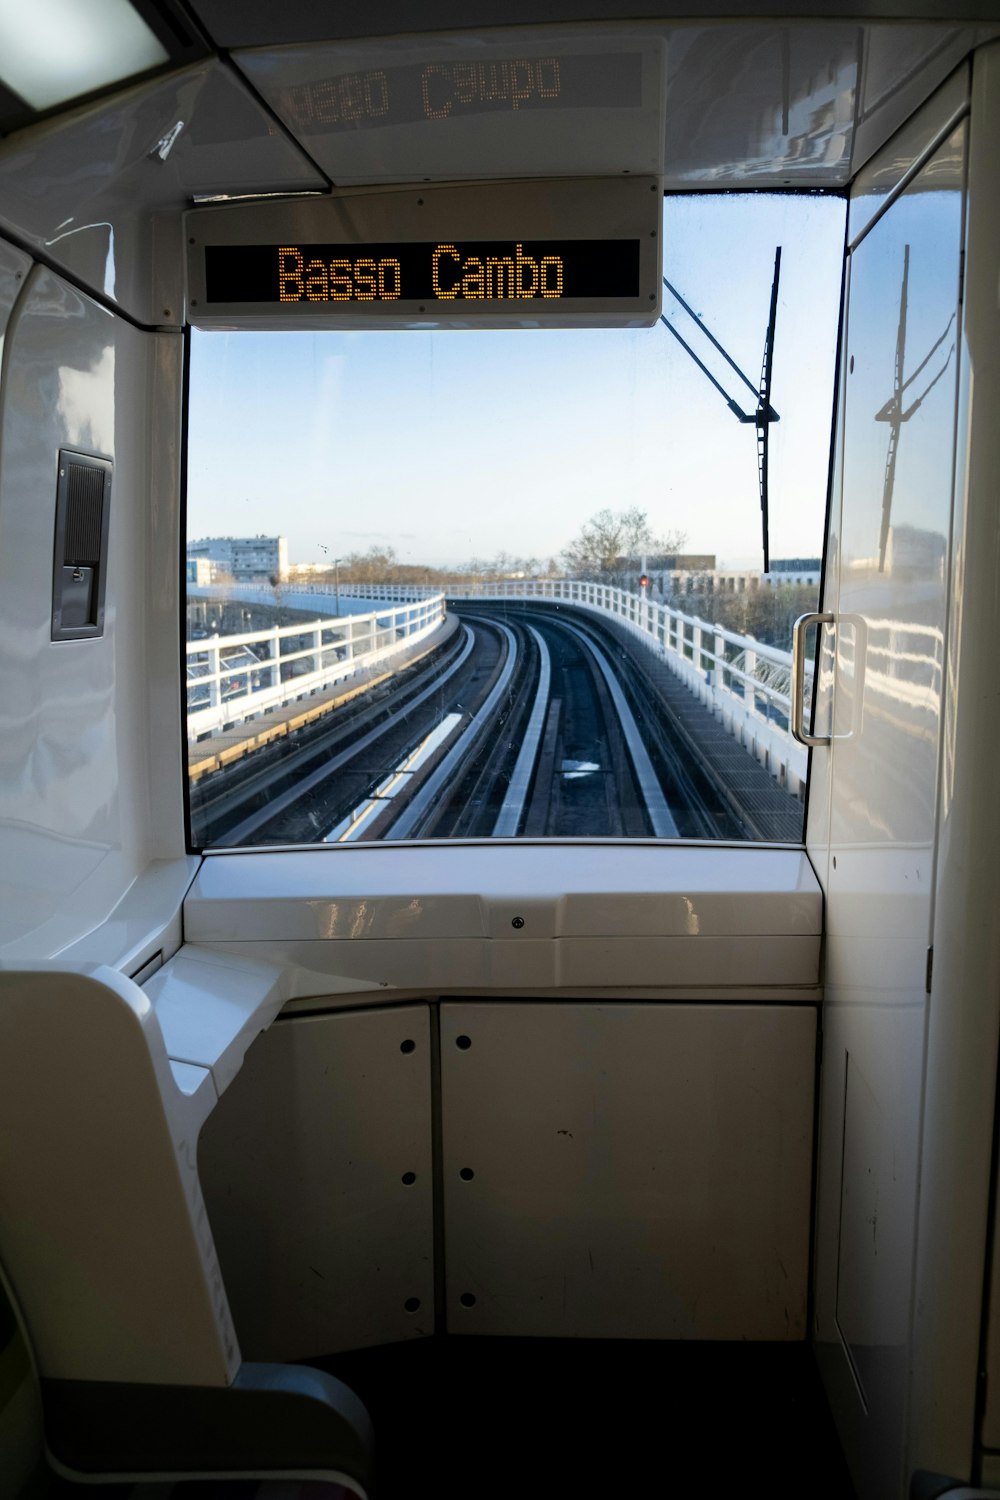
[659,257,782,568]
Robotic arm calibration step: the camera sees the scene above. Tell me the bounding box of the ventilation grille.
[63,462,106,564]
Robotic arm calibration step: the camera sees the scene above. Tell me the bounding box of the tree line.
[277,506,818,650]
[291,506,688,590]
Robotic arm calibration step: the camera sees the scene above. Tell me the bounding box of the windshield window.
[185,191,845,848]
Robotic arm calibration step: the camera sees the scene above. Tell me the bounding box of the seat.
[0,966,374,1497]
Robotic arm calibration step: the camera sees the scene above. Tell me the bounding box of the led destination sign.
[187,178,661,327]
[203,239,641,306]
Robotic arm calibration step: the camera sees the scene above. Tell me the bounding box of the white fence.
[186,593,446,739]
[186,576,949,804]
[263,577,812,794]
[446,579,811,795]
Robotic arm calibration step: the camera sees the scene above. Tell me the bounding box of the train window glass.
[185,191,845,848]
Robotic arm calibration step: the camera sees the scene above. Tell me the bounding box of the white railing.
[270,577,811,793]
[440,579,812,794]
[186,593,446,739]
[187,576,949,803]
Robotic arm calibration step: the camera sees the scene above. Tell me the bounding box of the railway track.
[191,619,482,843]
[517,607,747,841]
[415,607,685,840]
[189,600,736,847]
[195,616,510,845]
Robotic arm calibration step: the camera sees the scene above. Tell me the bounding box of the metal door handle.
[791,612,834,746]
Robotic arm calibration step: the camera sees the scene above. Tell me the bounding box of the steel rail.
[217,625,477,845]
[194,618,468,829]
[384,623,520,840]
[491,625,552,838]
[557,620,679,839]
[324,711,464,842]
[526,605,736,841]
[193,619,468,821]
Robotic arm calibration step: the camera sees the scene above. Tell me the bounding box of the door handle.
[791,612,835,746]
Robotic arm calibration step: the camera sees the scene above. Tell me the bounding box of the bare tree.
[341,546,400,583]
[459,552,547,582]
[688,579,820,652]
[562,507,686,585]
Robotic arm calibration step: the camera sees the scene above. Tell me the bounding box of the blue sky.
[187,192,847,570]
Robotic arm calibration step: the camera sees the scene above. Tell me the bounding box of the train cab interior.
[4,3,1000,1498]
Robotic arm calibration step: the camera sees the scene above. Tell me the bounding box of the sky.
[186,192,847,571]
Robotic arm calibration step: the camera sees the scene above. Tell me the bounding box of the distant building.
[657,553,717,571]
[768,557,821,573]
[762,561,822,588]
[187,535,289,582]
[659,568,759,597]
[186,557,214,585]
[640,556,821,599]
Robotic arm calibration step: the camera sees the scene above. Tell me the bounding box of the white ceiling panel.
[0,61,327,325]
[851,22,992,170]
[234,19,981,188]
[0,12,992,325]
[235,26,668,184]
[661,22,859,186]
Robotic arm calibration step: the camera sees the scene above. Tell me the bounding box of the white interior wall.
[0,245,186,962]
[911,41,1000,1488]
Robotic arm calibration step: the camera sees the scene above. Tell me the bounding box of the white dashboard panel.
[184,844,822,997]
[187,844,821,938]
